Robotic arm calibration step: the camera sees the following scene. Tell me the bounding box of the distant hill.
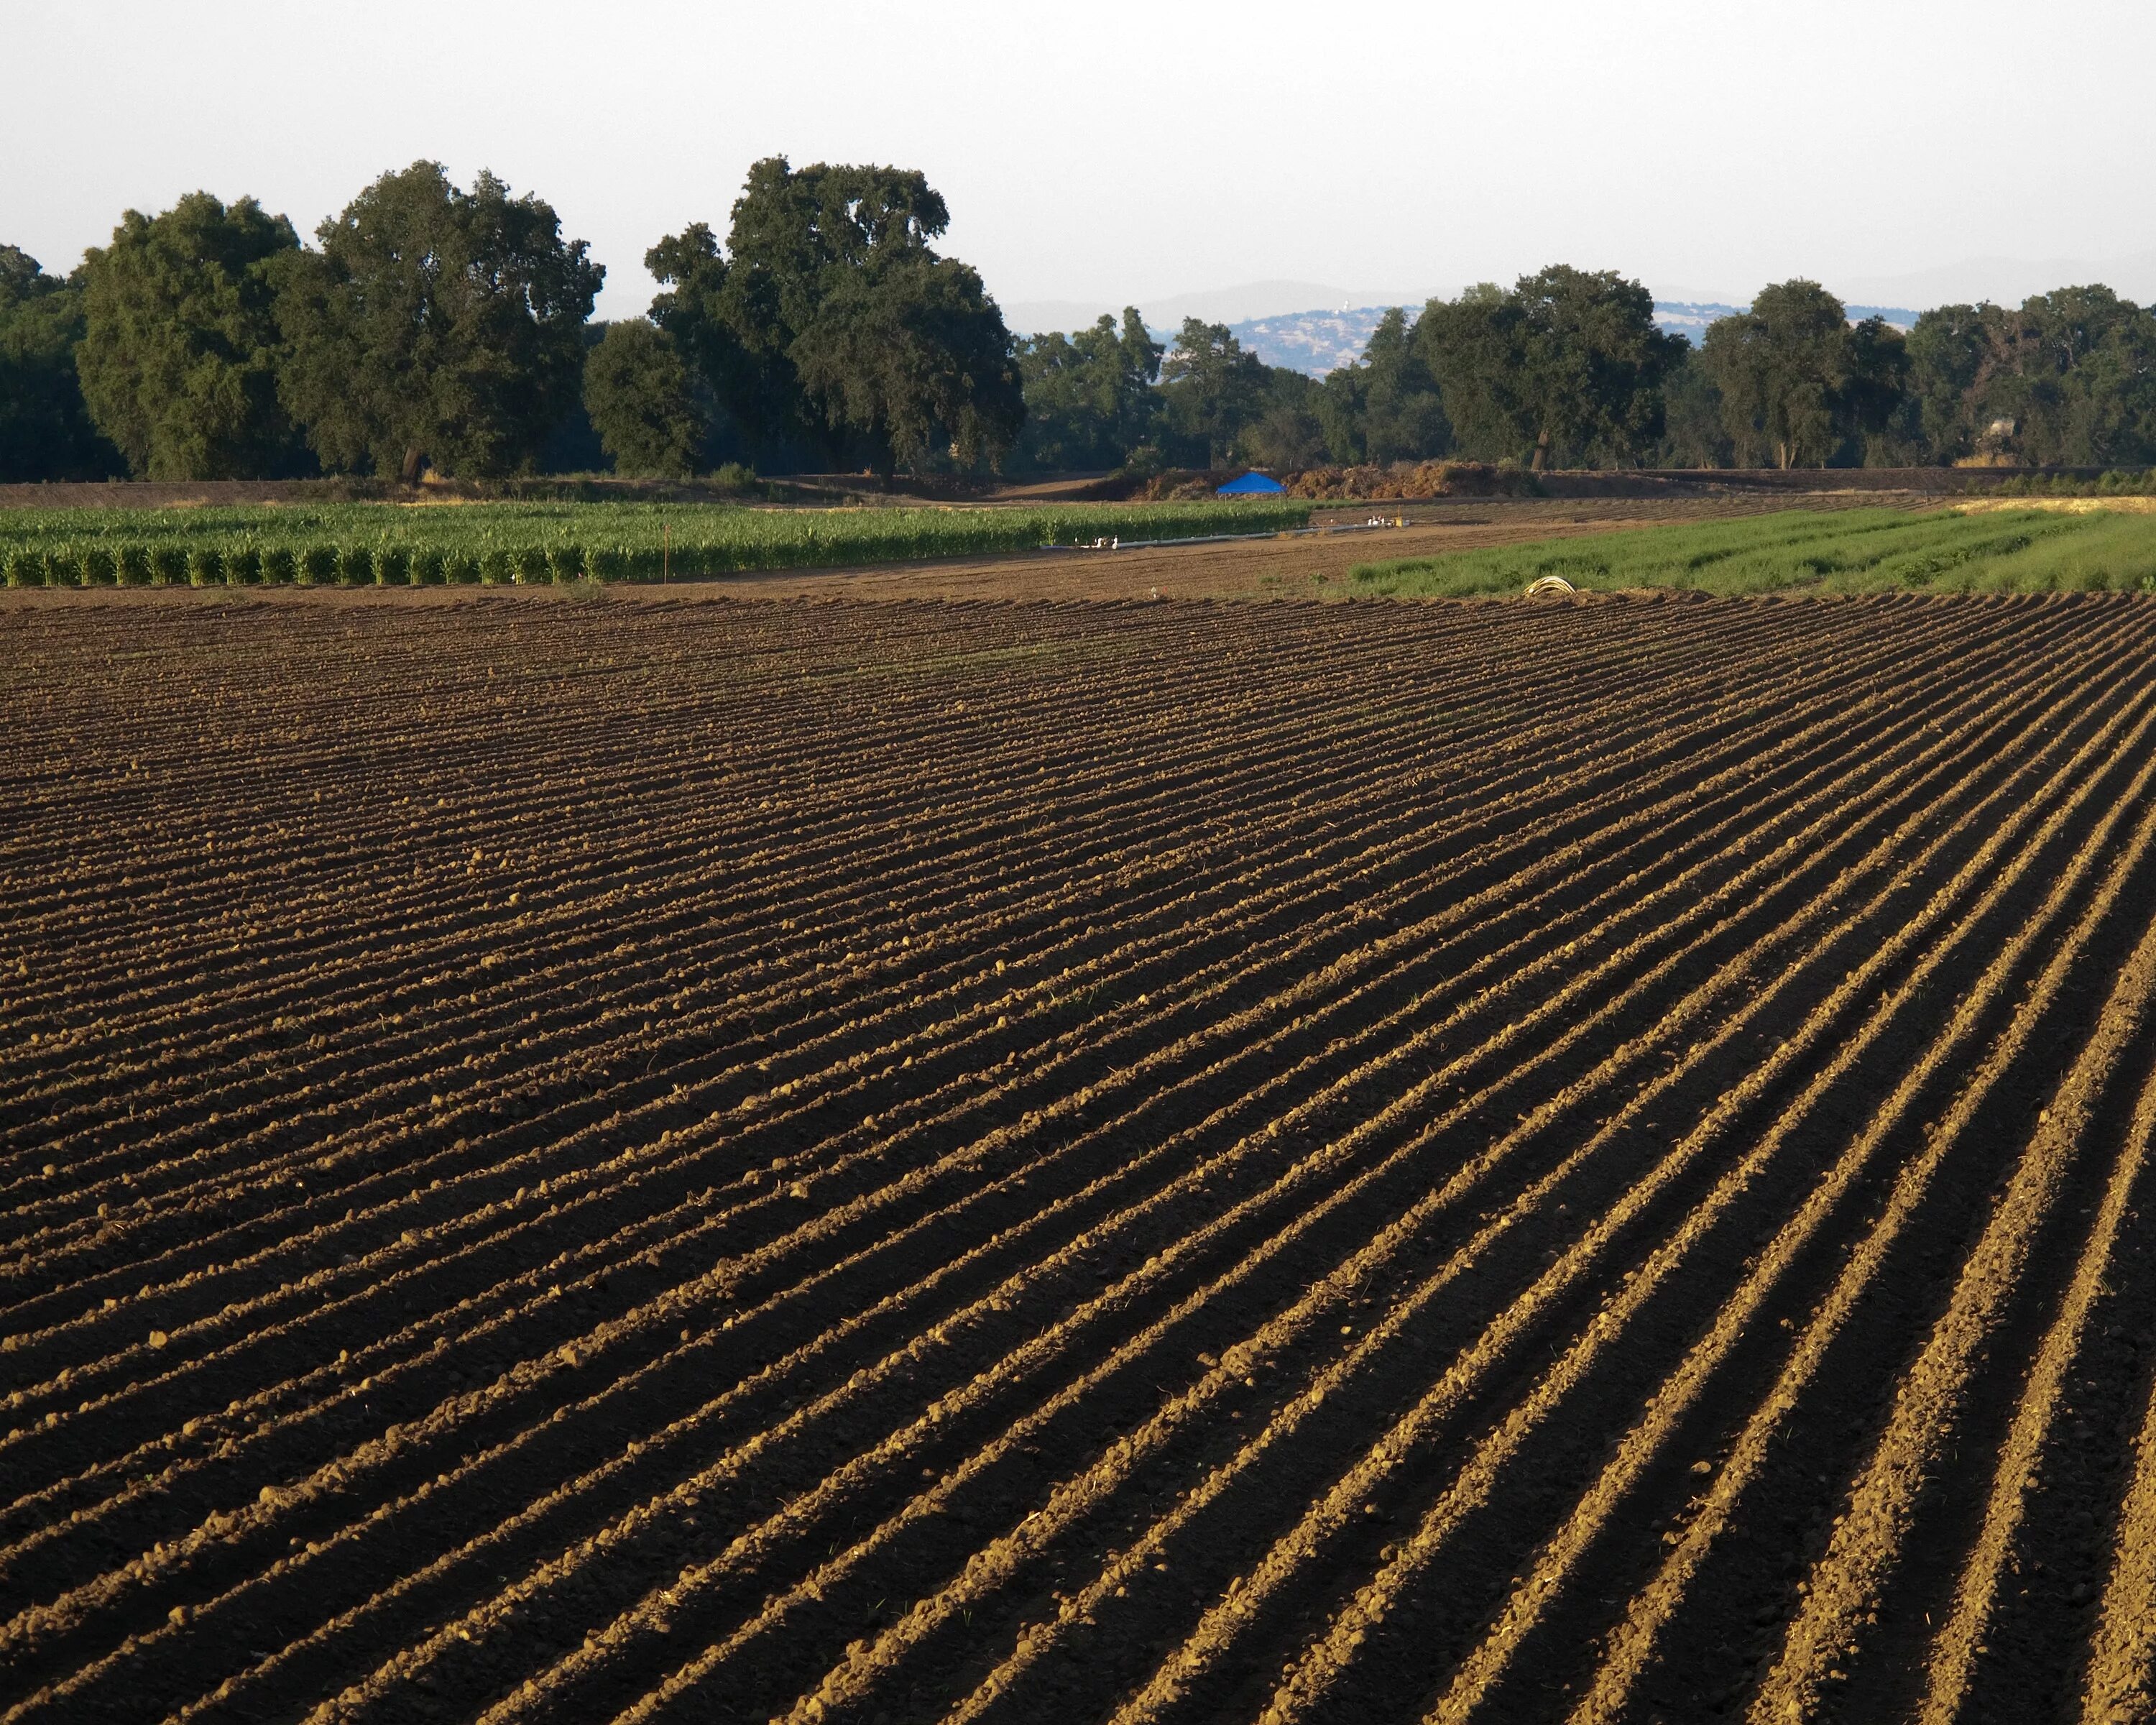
[1209,300,1925,377]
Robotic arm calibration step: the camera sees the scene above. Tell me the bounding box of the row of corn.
[6,541,722,587]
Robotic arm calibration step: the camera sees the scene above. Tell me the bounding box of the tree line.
[6,156,2156,484]
[1028,272,2156,476]
[0,157,1023,485]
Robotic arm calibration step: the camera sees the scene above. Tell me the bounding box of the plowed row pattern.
[6,590,2156,1724]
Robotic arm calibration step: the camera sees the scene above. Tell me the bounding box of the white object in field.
[1524,575,1576,597]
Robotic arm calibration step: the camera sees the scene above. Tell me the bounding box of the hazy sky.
[8,0,2154,323]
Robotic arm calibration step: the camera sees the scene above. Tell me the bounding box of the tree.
[2054,310,2156,466]
[74,193,301,479]
[1841,314,1915,463]
[1317,306,1449,464]
[1700,281,1848,468]
[278,162,603,480]
[1654,344,1733,468]
[1416,268,1677,469]
[1703,282,1915,468]
[1357,307,1450,463]
[1158,318,1269,466]
[1412,284,1527,463]
[583,320,706,477]
[0,247,121,481]
[1239,367,1329,471]
[1903,303,1997,462]
[1012,308,1161,471]
[645,157,1023,476]
[791,251,1023,475]
[645,221,788,466]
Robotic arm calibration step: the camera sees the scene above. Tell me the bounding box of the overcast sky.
[8,0,2154,324]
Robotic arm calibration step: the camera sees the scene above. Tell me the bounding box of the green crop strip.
[0,500,1311,588]
[1350,507,2156,597]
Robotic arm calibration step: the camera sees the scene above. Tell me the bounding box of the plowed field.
[8,591,2156,1724]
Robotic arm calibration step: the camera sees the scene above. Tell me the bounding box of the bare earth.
[9,589,2156,1724]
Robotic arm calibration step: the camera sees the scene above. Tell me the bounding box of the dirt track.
[6,591,2156,1724]
[693,497,1857,601]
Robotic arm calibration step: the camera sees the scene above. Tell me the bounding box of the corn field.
[0,500,1312,587]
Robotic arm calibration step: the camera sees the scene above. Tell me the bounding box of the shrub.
[446,551,482,585]
[515,544,549,584]
[262,546,297,584]
[377,545,410,586]
[150,545,187,586]
[81,546,116,586]
[117,543,152,586]
[226,544,262,585]
[300,544,337,586]
[547,542,585,583]
[188,546,223,587]
[411,546,446,586]
[586,544,627,582]
[479,547,512,585]
[337,544,373,586]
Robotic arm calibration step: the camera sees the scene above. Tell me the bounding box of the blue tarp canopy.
[1216,471,1285,495]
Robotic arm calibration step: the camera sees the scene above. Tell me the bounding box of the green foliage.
[0,498,1310,585]
[1158,319,1270,467]
[1700,282,1909,468]
[1351,505,2156,596]
[647,157,1023,476]
[1012,310,1163,472]
[0,246,123,482]
[1654,347,1733,467]
[1416,267,1681,469]
[278,162,603,481]
[1238,367,1330,472]
[792,252,1024,474]
[73,194,303,479]
[1905,288,2156,466]
[1318,308,1450,465]
[583,321,706,477]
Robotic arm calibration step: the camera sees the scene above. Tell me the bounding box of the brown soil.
[4,591,2156,1724]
